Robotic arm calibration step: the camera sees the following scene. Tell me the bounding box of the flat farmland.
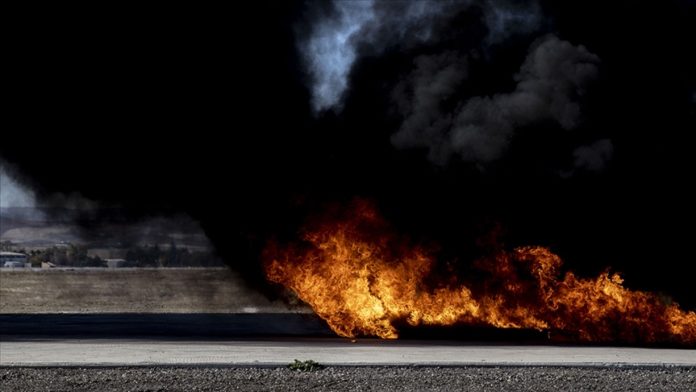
[0,268,293,313]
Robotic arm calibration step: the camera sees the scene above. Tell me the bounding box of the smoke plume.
[572,138,614,173]
[300,0,543,113]
[393,35,601,164]
[1,163,38,209]
[299,0,610,169]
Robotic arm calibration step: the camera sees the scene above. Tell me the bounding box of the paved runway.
[1,314,694,367]
[2,339,695,367]
[0,313,332,337]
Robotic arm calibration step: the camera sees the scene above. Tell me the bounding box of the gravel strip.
[1,366,694,391]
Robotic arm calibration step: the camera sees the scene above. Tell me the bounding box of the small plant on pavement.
[288,359,323,371]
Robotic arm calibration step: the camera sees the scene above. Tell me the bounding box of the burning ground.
[264,200,696,345]
[2,1,696,352]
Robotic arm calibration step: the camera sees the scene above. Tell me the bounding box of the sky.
[2,1,695,305]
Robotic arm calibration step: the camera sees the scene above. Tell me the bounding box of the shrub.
[288,359,323,371]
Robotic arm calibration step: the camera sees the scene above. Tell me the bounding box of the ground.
[1,366,694,391]
[2,268,695,391]
[0,268,296,313]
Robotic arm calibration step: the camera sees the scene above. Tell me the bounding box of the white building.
[0,251,30,268]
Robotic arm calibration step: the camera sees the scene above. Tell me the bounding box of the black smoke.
[3,1,696,306]
[392,34,600,165]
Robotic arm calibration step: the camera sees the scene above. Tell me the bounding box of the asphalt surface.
[1,366,695,391]
[0,313,331,338]
[2,339,695,367]
[2,314,695,390]
[2,313,695,367]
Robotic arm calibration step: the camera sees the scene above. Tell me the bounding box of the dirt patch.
[0,268,300,313]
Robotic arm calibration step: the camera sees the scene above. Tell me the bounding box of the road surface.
[2,338,694,367]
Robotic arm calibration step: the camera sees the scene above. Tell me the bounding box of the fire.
[263,201,696,344]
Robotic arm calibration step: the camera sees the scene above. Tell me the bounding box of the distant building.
[41,261,56,269]
[105,258,127,268]
[0,251,29,268]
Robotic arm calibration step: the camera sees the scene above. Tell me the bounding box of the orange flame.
[263,201,696,344]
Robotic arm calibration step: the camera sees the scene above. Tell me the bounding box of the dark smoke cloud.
[572,139,614,173]
[299,0,609,170]
[300,0,543,113]
[1,161,38,209]
[482,0,542,45]
[390,52,469,164]
[393,35,601,165]
[1,158,99,212]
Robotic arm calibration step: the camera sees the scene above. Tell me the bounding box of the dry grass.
[0,268,298,313]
